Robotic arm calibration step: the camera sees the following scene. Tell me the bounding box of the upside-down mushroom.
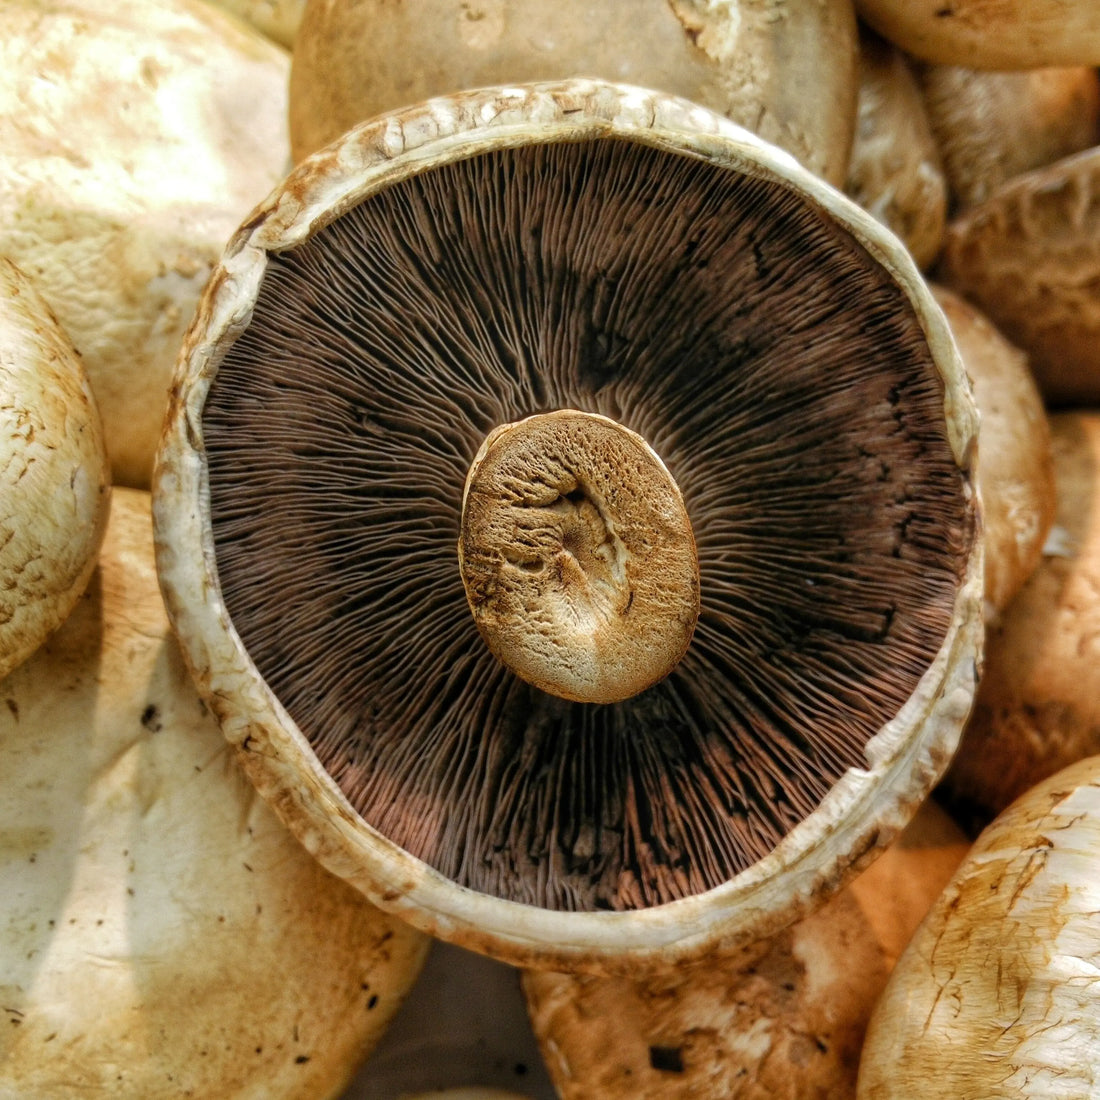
[0,488,429,1098]
[154,80,982,973]
[288,0,860,185]
[0,256,109,681]
[858,755,1100,1097]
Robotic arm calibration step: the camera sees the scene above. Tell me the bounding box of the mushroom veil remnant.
[154,80,982,972]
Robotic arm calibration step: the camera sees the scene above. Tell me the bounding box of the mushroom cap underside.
[154,80,982,970]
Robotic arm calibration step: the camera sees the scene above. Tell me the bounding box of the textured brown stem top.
[458,410,700,704]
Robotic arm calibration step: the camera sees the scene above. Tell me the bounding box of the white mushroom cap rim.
[154,81,981,963]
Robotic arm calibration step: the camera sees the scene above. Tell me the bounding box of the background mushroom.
[858,754,1100,1097]
[287,0,860,185]
[853,0,1100,69]
[920,64,1100,211]
[939,412,1100,826]
[935,148,1100,407]
[0,0,291,488]
[0,487,429,1097]
[154,80,982,973]
[0,256,110,681]
[844,29,947,271]
[521,799,971,1099]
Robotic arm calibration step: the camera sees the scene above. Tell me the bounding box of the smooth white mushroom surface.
[0,0,290,488]
[858,756,1100,1097]
[0,487,429,1098]
[0,255,109,681]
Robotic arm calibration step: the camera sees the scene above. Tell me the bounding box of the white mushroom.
[0,0,291,488]
[858,755,1100,1097]
[0,256,109,681]
[0,487,429,1098]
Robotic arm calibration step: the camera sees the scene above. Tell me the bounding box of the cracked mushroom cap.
[154,80,982,973]
[858,755,1100,1098]
[0,0,291,488]
[0,256,109,681]
[521,798,970,1099]
[288,0,859,186]
[0,487,430,1098]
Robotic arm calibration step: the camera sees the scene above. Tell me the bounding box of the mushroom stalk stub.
[154,82,982,970]
[459,410,700,704]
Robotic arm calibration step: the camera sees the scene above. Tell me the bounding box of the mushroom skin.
[204,0,305,47]
[154,79,982,973]
[521,799,971,1099]
[0,256,110,681]
[0,0,291,488]
[930,286,1054,616]
[0,488,430,1098]
[940,413,1100,824]
[288,0,859,186]
[935,148,1100,406]
[844,30,947,270]
[921,65,1100,211]
[857,755,1100,1098]
[854,0,1100,69]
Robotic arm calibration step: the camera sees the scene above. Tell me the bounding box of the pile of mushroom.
[7,0,1100,1094]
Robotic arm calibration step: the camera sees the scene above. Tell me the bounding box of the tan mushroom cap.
[921,65,1100,210]
[0,487,430,1098]
[844,29,946,271]
[930,286,1054,615]
[0,256,109,681]
[522,800,970,1099]
[858,755,1100,1098]
[855,0,1100,69]
[936,147,1100,406]
[941,412,1100,823]
[0,0,291,489]
[154,80,982,974]
[288,0,859,186]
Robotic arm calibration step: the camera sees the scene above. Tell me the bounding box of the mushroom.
[0,0,291,488]
[844,29,947,270]
[0,256,110,681]
[935,148,1100,407]
[920,64,1100,210]
[153,79,982,973]
[287,0,860,186]
[204,0,305,48]
[857,754,1100,1097]
[398,1091,536,1099]
[854,0,1100,69]
[939,412,1100,825]
[929,285,1055,616]
[521,798,971,1098]
[0,487,429,1097]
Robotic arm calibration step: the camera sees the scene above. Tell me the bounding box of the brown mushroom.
[921,64,1100,210]
[287,0,860,186]
[854,0,1100,69]
[930,285,1055,615]
[844,29,947,270]
[0,486,429,1098]
[521,799,971,1099]
[940,412,1100,825]
[935,148,1100,407]
[154,80,982,973]
[0,256,110,680]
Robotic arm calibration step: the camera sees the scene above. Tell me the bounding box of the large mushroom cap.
[0,487,430,1098]
[0,256,109,681]
[154,80,982,972]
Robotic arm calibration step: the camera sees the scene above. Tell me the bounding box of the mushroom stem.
[458,409,700,704]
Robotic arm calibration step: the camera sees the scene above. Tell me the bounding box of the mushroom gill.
[199,133,974,914]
